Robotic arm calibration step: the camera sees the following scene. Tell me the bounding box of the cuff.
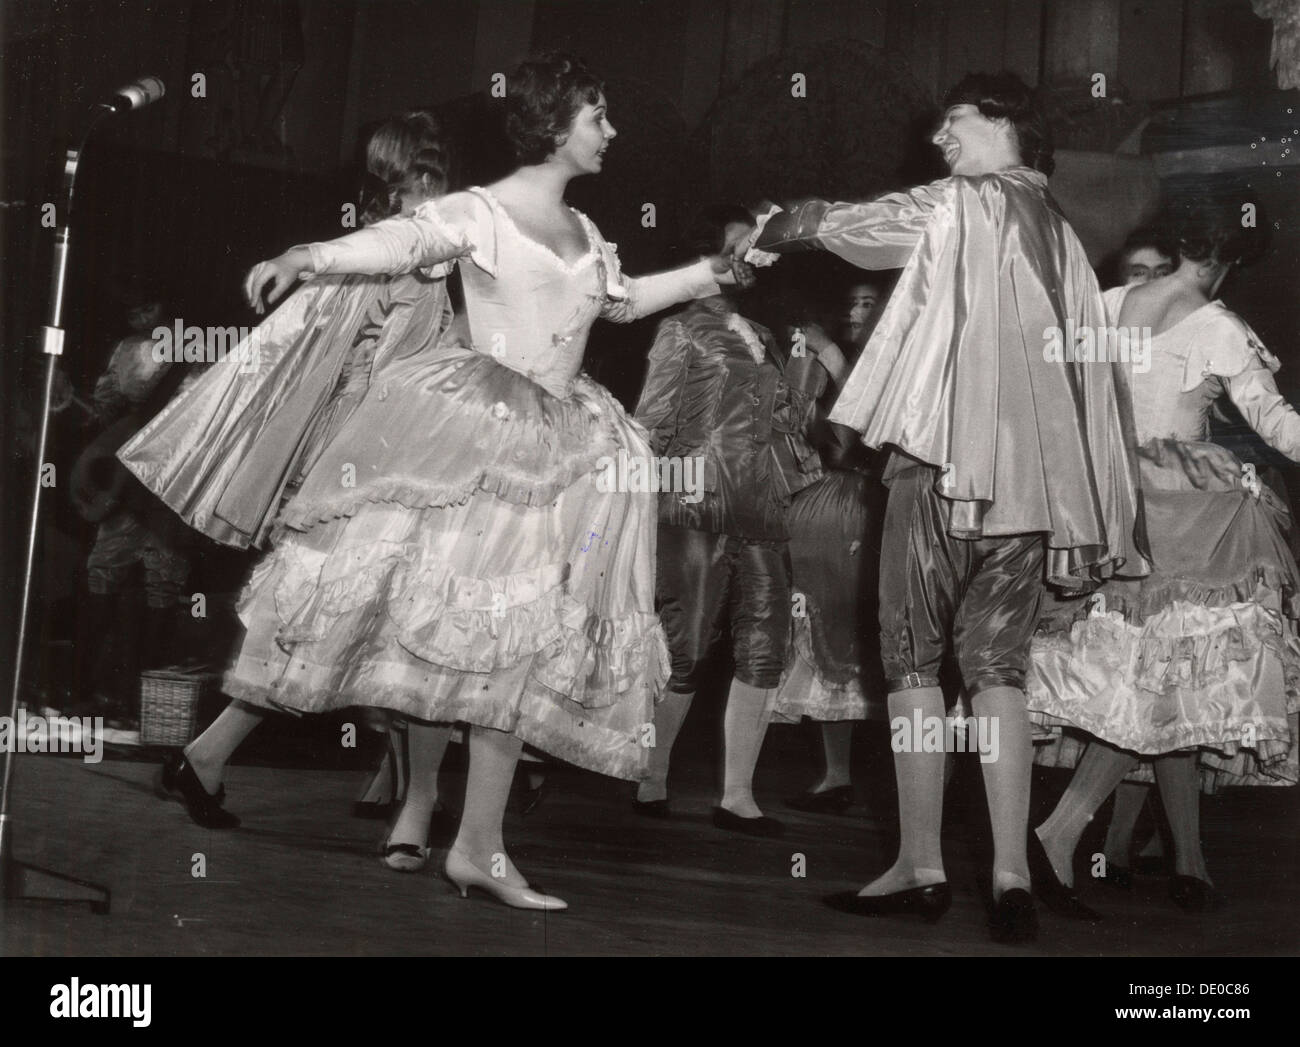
[744,208,783,267]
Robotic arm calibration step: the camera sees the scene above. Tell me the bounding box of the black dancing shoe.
[632,797,672,819]
[154,753,240,830]
[1028,831,1103,922]
[1169,875,1225,912]
[824,882,951,923]
[785,784,854,814]
[712,806,785,838]
[989,888,1039,944]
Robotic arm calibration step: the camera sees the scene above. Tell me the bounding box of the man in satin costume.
[632,205,824,836]
[746,72,1147,941]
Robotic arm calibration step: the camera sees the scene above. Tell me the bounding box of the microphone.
[105,77,165,113]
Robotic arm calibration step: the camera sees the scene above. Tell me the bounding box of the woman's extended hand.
[243,247,312,313]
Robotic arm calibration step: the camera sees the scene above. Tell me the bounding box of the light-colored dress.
[222,187,720,780]
[1028,286,1300,788]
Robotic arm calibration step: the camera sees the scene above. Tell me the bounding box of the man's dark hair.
[1121,225,1178,266]
[505,51,604,166]
[1167,196,1266,269]
[677,203,754,263]
[942,71,1055,176]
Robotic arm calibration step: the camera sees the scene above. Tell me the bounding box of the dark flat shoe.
[785,784,854,814]
[712,807,784,838]
[1169,875,1225,912]
[1028,831,1102,922]
[155,753,240,830]
[990,888,1039,944]
[825,882,951,923]
[632,798,672,820]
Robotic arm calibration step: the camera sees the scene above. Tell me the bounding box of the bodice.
[457,188,603,397]
[1126,329,1225,444]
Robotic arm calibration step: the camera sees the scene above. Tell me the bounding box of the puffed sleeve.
[751,179,951,271]
[633,317,692,456]
[1214,315,1300,461]
[593,225,721,323]
[304,191,496,278]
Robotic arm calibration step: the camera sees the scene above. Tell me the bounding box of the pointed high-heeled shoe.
[443,849,568,911]
[1028,831,1103,922]
[824,881,951,923]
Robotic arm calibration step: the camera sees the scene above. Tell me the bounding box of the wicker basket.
[140,667,212,747]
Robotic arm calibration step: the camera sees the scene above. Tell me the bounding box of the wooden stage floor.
[2,724,1297,956]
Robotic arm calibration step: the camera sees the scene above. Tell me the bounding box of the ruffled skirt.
[773,469,887,723]
[223,343,668,781]
[1027,439,1300,788]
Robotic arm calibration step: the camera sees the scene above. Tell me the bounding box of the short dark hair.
[942,71,1055,177]
[505,51,604,166]
[359,110,450,226]
[678,203,755,262]
[1167,196,1266,269]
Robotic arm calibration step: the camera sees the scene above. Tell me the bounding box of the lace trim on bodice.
[470,185,599,276]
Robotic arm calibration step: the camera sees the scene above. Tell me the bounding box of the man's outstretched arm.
[749,180,951,271]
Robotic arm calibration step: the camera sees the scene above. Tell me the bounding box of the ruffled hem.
[771,613,882,723]
[1037,597,1290,693]
[1030,722,1298,790]
[251,538,666,709]
[224,674,655,782]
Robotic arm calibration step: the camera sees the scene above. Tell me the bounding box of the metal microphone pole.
[0,102,127,914]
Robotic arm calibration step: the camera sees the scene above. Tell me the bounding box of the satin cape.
[756,168,1148,588]
[117,271,451,549]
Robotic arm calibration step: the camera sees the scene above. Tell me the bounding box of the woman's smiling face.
[554,93,617,174]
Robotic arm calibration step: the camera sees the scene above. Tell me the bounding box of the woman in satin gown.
[774,277,889,814]
[1026,201,1300,914]
[232,52,736,911]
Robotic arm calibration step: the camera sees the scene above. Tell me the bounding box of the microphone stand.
[0,105,119,914]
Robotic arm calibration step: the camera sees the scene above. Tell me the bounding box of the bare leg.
[635,689,693,803]
[720,679,777,818]
[1153,751,1210,883]
[971,686,1034,899]
[859,686,947,896]
[816,721,854,792]
[450,725,527,887]
[184,700,266,793]
[1035,739,1139,887]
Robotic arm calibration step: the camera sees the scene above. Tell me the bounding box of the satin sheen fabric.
[218,188,719,780]
[755,168,1148,589]
[118,271,451,549]
[1028,290,1300,786]
[634,297,823,540]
